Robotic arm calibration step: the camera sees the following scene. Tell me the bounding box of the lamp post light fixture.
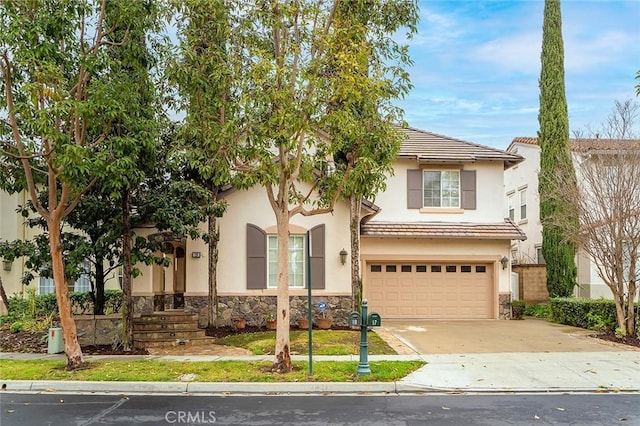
[339,248,348,265]
[500,256,509,270]
[2,260,12,272]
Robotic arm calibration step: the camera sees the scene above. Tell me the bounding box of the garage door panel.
[365,262,493,319]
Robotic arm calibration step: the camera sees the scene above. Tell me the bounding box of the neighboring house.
[131,127,525,324]
[504,136,640,299]
[0,190,120,298]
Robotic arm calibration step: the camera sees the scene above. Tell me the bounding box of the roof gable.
[398,127,523,169]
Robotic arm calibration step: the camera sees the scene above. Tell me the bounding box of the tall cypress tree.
[538,0,578,297]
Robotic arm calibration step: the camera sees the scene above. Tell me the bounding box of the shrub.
[10,321,24,333]
[524,303,549,318]
[548,297,639,333]
[511,300,525,320]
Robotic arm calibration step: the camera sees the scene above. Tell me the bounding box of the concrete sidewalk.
[2,351,638,394]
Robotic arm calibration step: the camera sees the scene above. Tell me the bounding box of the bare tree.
[558,100,640,336]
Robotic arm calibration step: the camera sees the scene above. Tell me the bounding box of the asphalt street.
[1,392,639,426]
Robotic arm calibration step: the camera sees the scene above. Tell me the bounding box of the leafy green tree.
[229,0,417,373]
[0,0,172,364]
[326,1,416,310]
[171,0,237,327]
[537,0,578,297]
[1,0,126,369]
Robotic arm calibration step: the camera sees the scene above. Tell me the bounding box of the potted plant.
[298,314,309,329]
[316,310,332,329]
[231,317,246,330]
[511,300,525,320]
[265,312,277,330]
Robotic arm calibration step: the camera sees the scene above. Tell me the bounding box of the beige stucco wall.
[164,185,353,298]
[373,159,507,223]
[1,190,121,297]
[361,238,512,293]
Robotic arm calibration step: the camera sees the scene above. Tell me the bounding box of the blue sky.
[396,0,640,149]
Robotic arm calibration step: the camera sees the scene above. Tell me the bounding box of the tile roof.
[509,137,640,152]
[361,219,527,241]
[398,127,523,169]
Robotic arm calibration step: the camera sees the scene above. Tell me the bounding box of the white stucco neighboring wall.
[504,143,542,263]
[373,159,507,222]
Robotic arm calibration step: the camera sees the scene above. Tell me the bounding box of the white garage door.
[365,262,494,319]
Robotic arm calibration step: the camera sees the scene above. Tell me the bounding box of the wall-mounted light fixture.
[500,256,509,270]
[191,252,202,259]
[2,260,12,272]
[339,248,348,265]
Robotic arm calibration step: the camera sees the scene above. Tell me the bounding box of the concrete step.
[134,312,198,323]
[133,329,206,340]
[133,336,216,349]
[133,321,199,332]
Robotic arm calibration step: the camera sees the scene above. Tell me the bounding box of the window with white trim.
[268,235,305,288]
[73,260,91,293]
[39,275,55,295]
[423,170,460,208]
[507,192,515,220]
[519,187,527,220]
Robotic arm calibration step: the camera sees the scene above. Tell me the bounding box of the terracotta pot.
[232,318,246,330]
[298,318,309,329]
[266,319,277,330]
[317,317,332,329]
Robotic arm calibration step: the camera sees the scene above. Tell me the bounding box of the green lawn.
[0,359,424,382]
[214,330,395,355]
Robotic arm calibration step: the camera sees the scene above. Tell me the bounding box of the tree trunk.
[48,217,84,370]
[349,194,362,311]
[93,260,106,315]
[613,291,627,336]
[0,275,9,316]
[626,254,637,336]
[207,203,220,328]
[121,189,134,350]
[272,209,291,373]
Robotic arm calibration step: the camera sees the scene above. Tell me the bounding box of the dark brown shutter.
[461,170,477,210]
[309,224,325,289]
[246,224,267,289]
[407,169,423,209]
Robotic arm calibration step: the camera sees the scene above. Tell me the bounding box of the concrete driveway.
[376,318,637,354]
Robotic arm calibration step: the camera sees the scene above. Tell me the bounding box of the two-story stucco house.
[131,127,525,324]
[504,136,640,300]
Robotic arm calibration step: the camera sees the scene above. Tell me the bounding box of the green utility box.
[48,327,64,354]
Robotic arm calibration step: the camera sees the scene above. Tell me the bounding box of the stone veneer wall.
[499,293,511,320]
[185,295,354,328]
[133,296,155,315]
[75,315,122,346]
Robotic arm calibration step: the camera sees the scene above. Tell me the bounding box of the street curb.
[3,380,638,395]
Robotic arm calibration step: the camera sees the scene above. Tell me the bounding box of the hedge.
[5,290,124,318]
[548,297,640,333]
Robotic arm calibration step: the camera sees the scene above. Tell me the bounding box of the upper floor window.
[267,235,305,288]
[519,187,527,220]
[423,170,460,208]
[507,193,515,220]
